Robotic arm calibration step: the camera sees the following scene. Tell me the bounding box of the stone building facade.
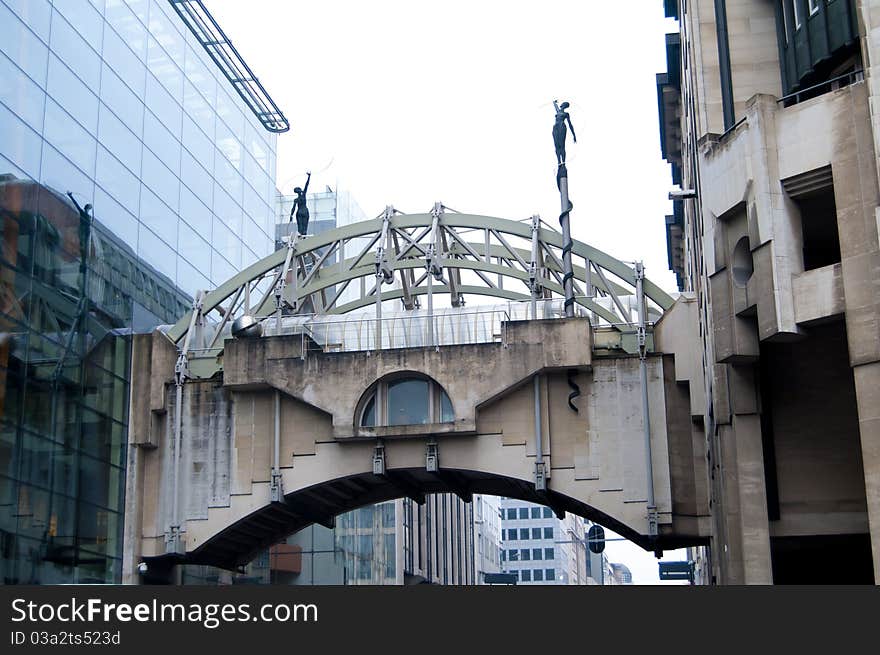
[657,0,879,583]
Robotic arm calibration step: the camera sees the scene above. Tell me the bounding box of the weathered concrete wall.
[124,316,706,575]
[223,318,592,439]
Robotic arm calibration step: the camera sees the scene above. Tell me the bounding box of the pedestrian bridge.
[122,207,710,579]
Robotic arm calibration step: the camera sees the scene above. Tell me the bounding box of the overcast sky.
[208,0,686,583]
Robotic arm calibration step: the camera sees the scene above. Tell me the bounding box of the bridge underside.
[149,469,704,572]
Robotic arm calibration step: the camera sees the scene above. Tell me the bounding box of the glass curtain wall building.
[0,0,280,584]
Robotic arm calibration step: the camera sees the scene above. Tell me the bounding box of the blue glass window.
[42,99,96,175]
[139,186,177,246]
[138,223,176,283]
[96,145,140,215]
[3,0,52,43]
[94,187,139,249]
[50,9,101,90]
[99,64,144,136]
[144,73,181,138]
[53,0,104,49]
[0,103,42,179]
[102,21,147,97]
[387,379,430,426]
[180,151,213,210]
[179,185,212,240]
[0,3,49,85]
[147,36,183,101]
[143,109,180,175]
[105,0,147,61]
[47,55,99,135]
[141,149,179,211]
[0,52,46,131]
[97,103,141,176]
[177,217,212,273]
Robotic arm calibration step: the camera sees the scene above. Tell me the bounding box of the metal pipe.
[534,374,545,490]
[534,375,542,464]
[714,0,735,130]
[274,389,281,480]
[171,377,183,548]
[635,262,656,521]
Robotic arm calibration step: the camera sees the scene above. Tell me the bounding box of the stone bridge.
[121,210,710,581]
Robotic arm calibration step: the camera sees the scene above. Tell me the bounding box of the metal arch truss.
[165,206,674,364]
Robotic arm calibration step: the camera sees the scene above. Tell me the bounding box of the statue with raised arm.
[289,171,312,235]
[552,100,576,166]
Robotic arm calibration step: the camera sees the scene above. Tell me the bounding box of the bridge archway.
[181,466,659,571]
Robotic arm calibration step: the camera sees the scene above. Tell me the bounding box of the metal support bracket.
[165,526,184,555]
[426,441,439,472]
[375,207,394,285]
[635,261,647,358]
[535,461,547,491]
[647,505,659,537]
[372,442,386,476]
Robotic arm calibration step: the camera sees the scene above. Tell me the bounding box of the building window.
[508,549,519,561]
[544,547,554,560]
[521,549,531,561]
[521,570,532,582]
[519,528,529,540]
[531,528,542,540]
[532,548,542,560]
[358,374,454,427]
[534,569,544,581]
[542,507,552,518]
[507,529,518,540]
[516,508,526,519]
[545,568,556,581]
[507,508,517,520]
[530,507,541,519]
[543,527,553,539]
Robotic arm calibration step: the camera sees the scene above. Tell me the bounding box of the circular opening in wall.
[732,236,753,287]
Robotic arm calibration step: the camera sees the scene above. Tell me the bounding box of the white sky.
[208,0,687,583]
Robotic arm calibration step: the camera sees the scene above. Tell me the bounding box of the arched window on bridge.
[359,375,454,427]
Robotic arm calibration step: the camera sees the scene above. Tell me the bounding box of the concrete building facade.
[657,0,879,583]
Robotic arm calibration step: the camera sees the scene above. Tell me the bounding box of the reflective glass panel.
[386,379,429,425]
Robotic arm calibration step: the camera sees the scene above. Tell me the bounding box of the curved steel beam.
[167,213,673,344]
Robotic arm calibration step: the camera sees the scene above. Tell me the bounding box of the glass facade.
[0,0,279,584]
[0,0,278,299]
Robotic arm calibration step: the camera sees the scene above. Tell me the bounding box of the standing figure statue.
[552,100,576,166]
[289,171,312,236]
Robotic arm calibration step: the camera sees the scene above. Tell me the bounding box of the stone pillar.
[731,413,773,584]
[854,362,880,581]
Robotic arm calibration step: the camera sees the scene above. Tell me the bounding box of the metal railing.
[778,69,864,107]
[265,307,512,354]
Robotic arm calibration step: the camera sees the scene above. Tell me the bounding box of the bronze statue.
[552,100,576,166]
[289,171,311,235]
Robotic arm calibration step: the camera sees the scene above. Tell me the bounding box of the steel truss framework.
[165,206,674,361]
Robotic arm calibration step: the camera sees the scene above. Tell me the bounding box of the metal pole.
[171,375,183,551]
[534,374,546,490]
[427,272,434,346]
[271,389,282,502]
[375,280,382,350]
[635,262,657,535]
